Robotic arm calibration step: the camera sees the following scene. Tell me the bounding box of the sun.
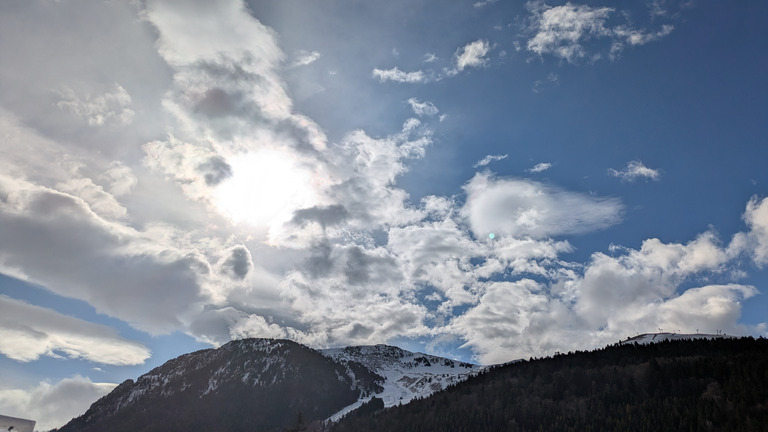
[212,149,320,228]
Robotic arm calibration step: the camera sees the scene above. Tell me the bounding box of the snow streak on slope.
[322,345,483,421]
[621,332,735,345]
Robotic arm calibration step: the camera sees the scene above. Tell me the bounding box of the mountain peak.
[321,344,482,421]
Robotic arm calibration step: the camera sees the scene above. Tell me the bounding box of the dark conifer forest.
[331,337,768,432]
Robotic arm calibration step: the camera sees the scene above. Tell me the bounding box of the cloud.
[474,154,508,168]
[0,295,150,365]
[197,155,234,186]
[741,196,768,266]
[462,172,623,238]
[56,83,135,127]
[532,72,559,93]
[614,24,674,47]
[608,160,661,181]
[407,98,439,117]
[222,245,253,280]
[574,232,732,328]
[291,204,349,229]
[145,0,327,151]
[0,375,116,431]
[474,0,498,8]
[449,279,551,363]
[449,228,756,364]
[289,49,321,68]
[320,119,433,229]
[376,40,491,85]
[0,175,210,334]
[372,67,428,83]
[527,162,552,173]
[100,162,137,197]
[526,1,675,62]
[453,39,491,73]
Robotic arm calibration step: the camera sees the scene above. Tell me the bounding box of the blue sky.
[1,0,767,429]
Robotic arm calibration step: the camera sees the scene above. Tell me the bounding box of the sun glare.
[212,149,320,228]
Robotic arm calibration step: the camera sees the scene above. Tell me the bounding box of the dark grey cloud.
[303,241,333,279]
[291,204,349,228]
[197,155,233,186]
[193,87,241,118]
[346,323,374,339]
[223,245,252,279]
[344,246,400,286]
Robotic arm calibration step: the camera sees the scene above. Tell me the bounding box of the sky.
[1,0,767,429]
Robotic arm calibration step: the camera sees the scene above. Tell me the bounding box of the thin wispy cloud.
[533,73,559,93]
[289,49,320,67]
[528,162,552,173]
[474,0,498,9]
[608,160,661,182]
[407,98,439,117]
[474,154,508,167]
[375,40,490,83]
[372,67,428,83]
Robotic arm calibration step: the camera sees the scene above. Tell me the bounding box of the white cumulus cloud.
[453,39,491,73]
[407,98,439,117]
[608,160,661,181]
[528,162,552,173]
[474,154,508,168]
[289,49,321,67]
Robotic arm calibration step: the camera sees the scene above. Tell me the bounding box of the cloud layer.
[0,296,150,365]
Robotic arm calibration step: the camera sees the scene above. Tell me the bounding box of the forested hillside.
[332,337,768,432]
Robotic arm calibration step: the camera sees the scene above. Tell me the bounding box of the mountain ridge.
[54,334,757,431]
[53,338,479,432]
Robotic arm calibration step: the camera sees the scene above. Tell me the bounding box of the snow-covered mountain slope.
[621,332,735,345]
[322,345,483,421]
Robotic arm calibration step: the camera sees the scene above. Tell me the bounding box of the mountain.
[53,338,479,432]
[54,339,377,432]
[321,344,482,420]
[331,336,768,432]
[57,335,766,432]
